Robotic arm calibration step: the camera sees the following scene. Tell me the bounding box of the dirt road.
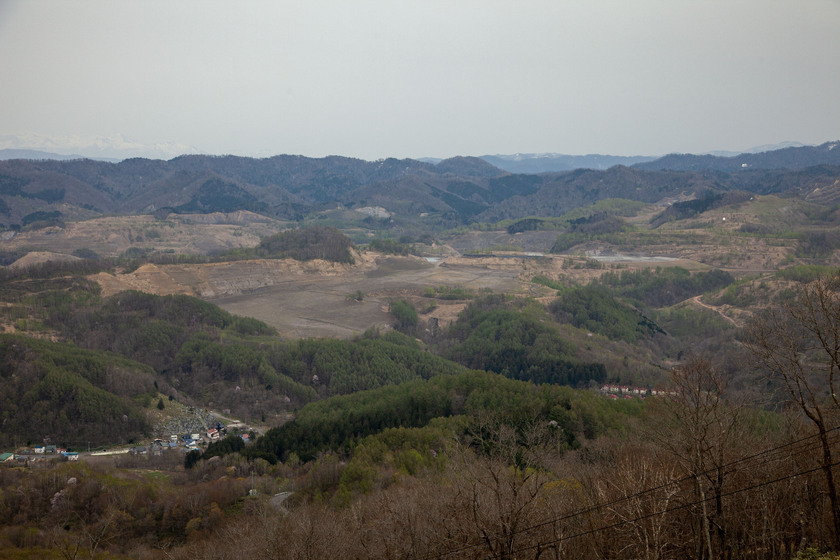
[692,295,739,327]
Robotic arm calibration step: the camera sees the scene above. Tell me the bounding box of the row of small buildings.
[0,448,79,464]
[3,424,235,463]
[600,384,677,399]
[139,425,229,454]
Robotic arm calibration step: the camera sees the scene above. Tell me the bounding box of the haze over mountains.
[1,140,839,236]
[0,139,832,171]
[0,149,90,161]
[0,132,199,161]
[480,141,823,173]
[478,153,657,173]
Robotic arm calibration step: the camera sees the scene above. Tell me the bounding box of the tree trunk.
[714,468,726,559]
[817,422,840,550]
[698,477,713,560]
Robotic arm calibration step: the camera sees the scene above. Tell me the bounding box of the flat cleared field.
[209,256,523,338]
[89,253,526,339]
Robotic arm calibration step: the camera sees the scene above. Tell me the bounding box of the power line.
[425,425,840,560]
[501,458,840,560]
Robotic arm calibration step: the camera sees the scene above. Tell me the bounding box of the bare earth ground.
[1,211,284,258]
[2,207,808,339]
[93,253,524,338]
[87,250,722,339]
[210,258,474,339]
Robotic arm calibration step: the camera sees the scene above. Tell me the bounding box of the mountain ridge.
[634,140,840,172]
[1,143,840,235]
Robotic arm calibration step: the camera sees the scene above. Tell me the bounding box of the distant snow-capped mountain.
[0,132,200,161]
[479,153,657,173]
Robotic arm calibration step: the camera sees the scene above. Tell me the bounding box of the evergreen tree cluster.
[550,285,664,343]
[443,295,606,386]
[249,370,641,463]
[0,334,152,448]
[594,266,734,307]
[254,226,355,263]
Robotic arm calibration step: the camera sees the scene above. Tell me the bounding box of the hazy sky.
[1,0,839,160]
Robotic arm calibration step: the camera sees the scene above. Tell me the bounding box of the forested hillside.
[0,268,476,433]
[0,334,151,448]
[0,238,745,449]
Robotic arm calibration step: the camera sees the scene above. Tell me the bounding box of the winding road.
[692,295,739,327]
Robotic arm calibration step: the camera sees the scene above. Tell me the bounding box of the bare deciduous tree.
[746,272,840,550]
[647,357,744,559]
[449,418,561,560]
[593,445,681,560]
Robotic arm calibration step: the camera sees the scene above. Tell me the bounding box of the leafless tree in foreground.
[646,357,745,559]
[746,271,840,550]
